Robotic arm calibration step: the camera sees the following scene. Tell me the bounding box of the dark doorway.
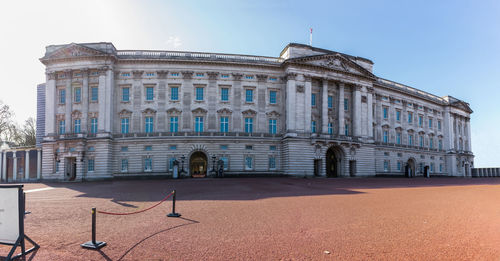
[313,159,321,176]
[65,157,77,181]
[326,146,343,177]
[406,158,416,178]
[190,151,208,178]
[349,160,356,177]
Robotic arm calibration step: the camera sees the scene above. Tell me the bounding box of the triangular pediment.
[451,101,473,113]
[44,43,106,60]
[288,54,374,78]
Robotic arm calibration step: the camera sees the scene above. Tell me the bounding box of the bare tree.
[0,100,13,139]
[21,117,36,146]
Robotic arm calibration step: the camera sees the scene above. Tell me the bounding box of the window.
[146,72,155,77]
[408,112,413,123]
[220,157,229,170]
[396,110,401,121]
[383,107,388,119]
[74,119,81,133]
[429,138,434,149]
[429,118,433,128]
[270,145,276,151]
[269,119,277,134]
[328,123,333,135]
[59,89,66,104]
[418,115,423,127]
[419,163,424,173]
[246,89,253,103]
[328,96,333,109]
[245,75,253,80]
[169,157,177,170]
[383,160,389,172]
[269,156,276,169]
[121,159,128,172]
[221,74,229,78]
[74,87,81,103]
[344,98,349,111]
[121,72,130,77]
[88,146,95,152]
[269,91,277,104]
[122,87,130,102]
[311,121,316,133]
[311,94,316,106]
[396,132,401,145]
[438,139,443,150]
[245,145,253,150]
[171,73,179,77]
[269,77,277,81]
[438,120,441,131]
[145,116,154,133]
[59,120,65,134]
[221,88,229,101]
[90,118,98,134]
[397,161,402,171]
[345,124,349,136]
[196,73,204,77]
[170,145,177,150]
[88,159,95,172]
[220,145,228,150]
[196,87,204,101]
[121,146,128,152]
[121,118,129,134]
[170,117,178,133]
[245,117,253,133]
[439,164,443,172]
[195,117,204,132]
[145,146,152,151]
[408,134,413,146]
[146,87,154,101]
[383,130,388,143]
[220,117,229,133]
[245,156,253,170]
[419,135,424,147]
[171,87,178,101]
[144,157,152,172]
[91,87,98,102]
[430,163,434,173]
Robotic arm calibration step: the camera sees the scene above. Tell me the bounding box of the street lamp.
[211,155,217,175]
[180,155,186,174]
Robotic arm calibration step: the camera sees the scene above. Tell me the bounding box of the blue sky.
[0,0,498,167]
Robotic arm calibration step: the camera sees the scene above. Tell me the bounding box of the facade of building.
[38,42,473,181]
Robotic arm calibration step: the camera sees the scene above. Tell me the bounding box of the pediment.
[142,108,157,114]
[266,111,280,117]
[192,107,207,114]
[44,43,107,60]
[242,109,257,116]
[451,101,473,113]
[288,54,374,78]
[119,109,133,116]
[166,108,182,114]
[217,108,232,114]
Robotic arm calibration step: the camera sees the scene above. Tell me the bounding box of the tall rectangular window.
[269,156,276,169]
[430,163,434,173]
[269,119,277,134]
[345,124,349,136]
[245,156,253,170]
[221,88,229,101]
[419,135,424,147]
[220,117,229,133]
[59,89,66,104]
[328,122,333,134]
[439,164,443,172]
[91,87,98,102]
[196,87,204,101]
[171,87,179,101]
[396,110,401,121]
[195,117,204,132]
[396,132,401,145]
[221,157,229,170]
[383,160,389,172]
[430,138,434,149]
[245,117,253,133]
[90,118,98,134]
[408,112,413,123]
[122,87,130,102]
[146,87,154,101]
[429,118,433,128]
[121,159,128,172]
[383,107,388,119]
[246,89,253,103]
[121,118,129,134]
[311,94,316,106]
[269,91,277,104]
[344,98,349,111]
[438,120,442,131]
[74,87,81,103]
[144,157,152,171]
[397,161,402,171]
[74,119,81,133]
[328,96,333,109]
[170,117,178,133]
[419,115,423,127]
[383,130,388,143]
[59,120,65,134]
[408,134,413,146]
[145,117,154,133]
[438,139,443,150]
[311,121,316,133]
[88,159,95,172]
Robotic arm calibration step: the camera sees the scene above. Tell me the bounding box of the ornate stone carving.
[285,73,297,81]
[322,56,348,71]
[266,111,280,117]
[98,66,109,76]
[192,107,208,115]
[256,74,268,82]
[47,72,56,80]
[142,108,157,115]
[166,108,182,115]
[207,72,219,80]
[118,109,132,116]
[231,73,243,81]
[296,85,304,93]
[182,71,193,79]
[303,75,312,82]
[132,70,143,79]
[157,70,169,79]
[242,109,257,116]
[71,110,82,118]
[217,108,232,115]
[361,96,367,103]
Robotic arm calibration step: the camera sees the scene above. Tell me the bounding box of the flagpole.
[309,28,313,46]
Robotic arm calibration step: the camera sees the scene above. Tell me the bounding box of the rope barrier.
[96,191,174,216]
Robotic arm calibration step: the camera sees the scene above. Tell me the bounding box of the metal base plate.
[81,241,107,249]
[167,213,181,217]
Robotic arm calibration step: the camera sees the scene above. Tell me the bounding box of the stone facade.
[38,42,474,181]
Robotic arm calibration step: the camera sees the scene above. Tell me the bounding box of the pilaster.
[81,68,89,133]
[13,151,17,181]
[37,149,42,179]
[353,85,361,136]
[105,67,114,133]
[321,79,329,134]
[65,70,73,133]
[98,67,108,132]
[367,89,373,138]
[1,152,6,180]
[285,73,297,132]
[338,83,345,135]
[45,72,56,135]
[25,150,30,179]
[304,75,312,133]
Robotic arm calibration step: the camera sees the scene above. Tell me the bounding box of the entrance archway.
[405,158,416,178]
[326,146,344,177]
[190,151,208,178]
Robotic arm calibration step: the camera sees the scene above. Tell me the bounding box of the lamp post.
[211,155,217,176]
[180,155,186,174]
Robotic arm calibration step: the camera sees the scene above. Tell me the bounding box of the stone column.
[367,90,373,138]
[132,70,144,132]
[1,151,6,181]
[444,107,454,151]
[13,151,17,181]
[232,73,242,132]
[321,79,328,134]
[338,83,345,135]
[208,72,220,131]
[45,72,57,135]
[25,150,30,180]
[256,74,268,133]
[65,70,73,133]
[105,67,114,133]
[304,75,312,132]
[157,71,168,131]
[98,67,108,132]
[81,68,89,133]
[466,118,472,151]
[285,73,297,132]
[353,85,362,137]
[181,71,193,131]
[37,149,42,179]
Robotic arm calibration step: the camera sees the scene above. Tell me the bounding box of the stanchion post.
[167,190,181,217]
[81,208,107,249]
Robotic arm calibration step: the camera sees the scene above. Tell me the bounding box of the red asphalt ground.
[1,177,500,260]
